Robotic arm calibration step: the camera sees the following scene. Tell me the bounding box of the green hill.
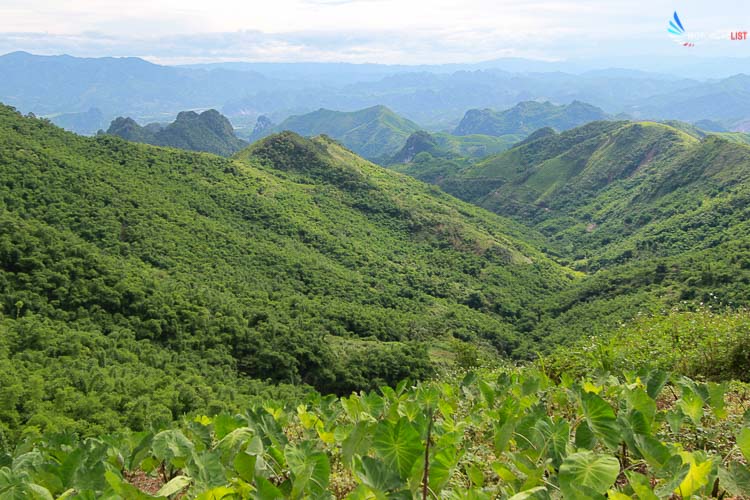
[106,109,248,156]
[453,100,609,136]
[0,105,574,437]
[390,130,522,163]
[263,105,421,161]
[397,120,750,350]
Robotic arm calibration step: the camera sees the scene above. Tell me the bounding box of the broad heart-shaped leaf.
[284,441,330,499]
[634,434,671,470]
[532,418,569,468]
[151,430,195,470]
[233,452,256,483]
[640,369,669,400]
[372,417,423,480]
[507,486,551,500]
[654,455,690,498]
[717,463,750,497]
[737,427,750,462]
[707,382,728,420]
[558,451,620,499]
[678,386,704,426]
[185,449,227,491]
[606,490,631,500]
[579,391,621,450]
[0,467,54,500]
[155,475,192,497]
[625,471,658,500]
[408,444,459,495]
[342,421,374,466]
[574,421,597,450]
[625,388,656,431]
[194,486,237,499]
[253,476,285,500]
[674,452,713,498]
[353,456,404,493]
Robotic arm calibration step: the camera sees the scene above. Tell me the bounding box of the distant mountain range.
[453,101,609,136]
[4,52,750,132]
[0,51,273,121]
[106,109,247,156]
[627,74,750,125]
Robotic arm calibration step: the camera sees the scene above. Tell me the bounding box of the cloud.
[0,0,748,64]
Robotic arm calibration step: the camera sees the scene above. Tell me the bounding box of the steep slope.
[266,105,422,161]
[0,104,572,434]
[399,120,750,352]
[453,100,609,136]
[107,109,248,156]
[435,120,750,268]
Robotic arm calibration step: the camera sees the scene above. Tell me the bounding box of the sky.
[0,0,749,65]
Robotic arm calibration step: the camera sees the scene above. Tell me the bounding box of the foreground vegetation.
[2,364,749,499]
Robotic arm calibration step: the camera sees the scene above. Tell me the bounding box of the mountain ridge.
[453,100,609,136]
[106,109,248,156]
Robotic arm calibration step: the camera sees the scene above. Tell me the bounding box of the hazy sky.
[1,0,749,64]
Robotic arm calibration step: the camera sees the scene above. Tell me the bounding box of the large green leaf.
[641,370,669,400]
[634,434,671,470]
[707,382,728,420]
[186,450,227,491]
[580,391,620,450]
[678,386,704,426]
[507,486,550,500]
[0,468,53,500]
[533,418,569,468]
[558,451,620,499]
[151,430,195,470]
[342,422,374,466]
[625,471,658,500]
[372,418,423,479]
[737,427,750,462]
[574,421,596,450]
[253,476,285,500]
[718,463,750,497]
[353,456,403,494]
[155,475,192,497]
[674,453,713,498]
[284,441,330,499]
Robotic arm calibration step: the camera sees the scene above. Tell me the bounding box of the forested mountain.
[0,104,573,437]
[453,100,609,136]
[106,109,248,156]
[389,130,522,164]
[251,105,422,161]
[394,120,750,347]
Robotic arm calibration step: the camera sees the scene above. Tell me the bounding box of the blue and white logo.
[668,11,695,47]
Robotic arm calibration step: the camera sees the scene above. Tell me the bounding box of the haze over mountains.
[4,51,750,138]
